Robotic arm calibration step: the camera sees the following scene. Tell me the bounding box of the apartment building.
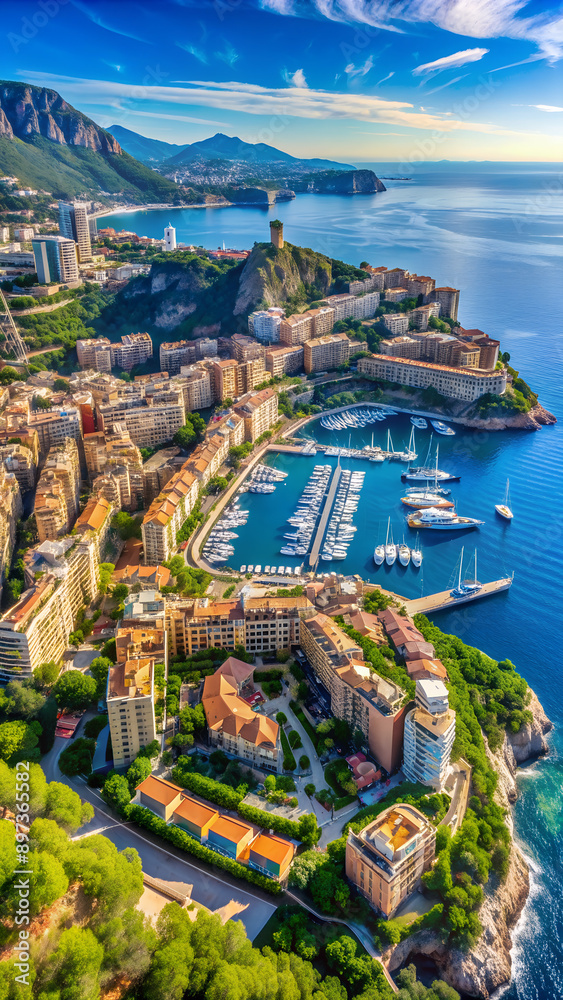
[231,334,264,363]
[0,498,112,680]
[212,359,239,401]
[358,355,507,401]
[0,443,36,492]
[348,274,381,295]
[382,313,409,336]
[406,275,436,301]
[238,358,267,393]
[29,407,82,458]
[84,424,143,511]
[383,267,409,289]
[431,287,460,322]
[159,337,217,375]
[264,344,304,377]
[403,679,456,791]
[279,313,314,346]
[110,333,153,371]
[141,447,184,507]
[410,304,441,331]
[457,330,500,370]
[98,393,186,449]
[303,332,351,373]
[233,388,278,443]
[58,201,92,263]
[142,463,199,565]
[346,803,436,918]
[325,292,380,321]
[244,595,311,653]
[0,467,22,605]
[379,337,422,360]
[202,656,282,773]
[76,338,112,373]
[107,649,158,768]
[168,600,246,657]
[248,307,284,343]
[384,288,409,304]
[299,613,406,772]
[177,365,215,410]
[34,438,80,542]
[361,267,386,292]
[185,430,229,486]
[31,235,79,284]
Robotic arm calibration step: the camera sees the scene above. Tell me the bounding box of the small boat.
[277,565,284,574]
[255,564,262,574]
[410,416,428,429]
[240,564,247,573]
[264,566,270,574]
[411,535,423,568]
[407,507,484,531]
[431,420,455,436]
[248,564,254,572]
[402,441,459,482]
[398,540,411,566]
[495,478,513,520]
[385,518,397,565]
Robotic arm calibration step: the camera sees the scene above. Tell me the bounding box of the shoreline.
[91,200,232,220]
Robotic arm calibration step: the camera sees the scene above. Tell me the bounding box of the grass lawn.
[393,892,437,927]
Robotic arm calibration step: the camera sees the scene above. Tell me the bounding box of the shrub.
[288,730,302,750]
[299,755,310,770]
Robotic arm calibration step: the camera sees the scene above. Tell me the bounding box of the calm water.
[100,166,563,999]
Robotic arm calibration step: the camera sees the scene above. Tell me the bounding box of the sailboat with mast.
[411,534,423,568]
[450,548,482,599]
[385,519,397,565]
[495,479,513,520]
[401,436,460,482]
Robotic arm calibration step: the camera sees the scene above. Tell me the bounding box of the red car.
[180,541,188,551]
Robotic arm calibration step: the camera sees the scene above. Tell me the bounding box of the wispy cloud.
[529,104,563,112]
[282,68,308,87]
[104,108,229,127]
[102,60,124,74]
[413,47,489,76]
[345,56,374,79]
[177,43,208,64]
[375,72,395,86]
[71,1,151,44]
[257,0,563,63]
[22,70,541,140]
[423,74,468,95]
[215,42,239,67]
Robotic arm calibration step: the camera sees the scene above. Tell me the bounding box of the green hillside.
[0,134,182,204]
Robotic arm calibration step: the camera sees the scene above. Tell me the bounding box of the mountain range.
[107,125,356,171]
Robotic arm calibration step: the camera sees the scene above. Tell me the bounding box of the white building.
[31,236,79,284]
[357,355,507,402]
[248,307,284,343]
[58,201,92,263]
[403,679,456,791]
[14,227,34,242]
[164,224,176,252]
[0,227,10,244]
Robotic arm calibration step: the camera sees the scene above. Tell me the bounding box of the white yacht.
[398,540,411,566]
[495,479,514,520]
[385,519,397,565]
[407,508,484,530]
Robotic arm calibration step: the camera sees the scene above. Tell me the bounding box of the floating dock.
[308,465,342,569]
[403,576,513,616]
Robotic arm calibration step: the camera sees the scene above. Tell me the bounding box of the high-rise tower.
[58,202,92,263]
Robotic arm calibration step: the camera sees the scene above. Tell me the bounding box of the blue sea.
[99,164,563,999]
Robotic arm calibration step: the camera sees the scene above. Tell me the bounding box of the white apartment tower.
[58,201,92,263]
[403,679,456,791]
[31,236,79,284]
[164,224,176,252]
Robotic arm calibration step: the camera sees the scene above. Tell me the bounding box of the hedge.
[279,728,297,771]
[254,669,284,682]
[289,701,320,749]
[237,801,301,839]
[170,767,243,810]
[126,804,281,895]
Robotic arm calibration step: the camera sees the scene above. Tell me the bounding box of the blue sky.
[3,0,563,161]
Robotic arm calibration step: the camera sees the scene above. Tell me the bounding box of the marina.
[402,576,513,615]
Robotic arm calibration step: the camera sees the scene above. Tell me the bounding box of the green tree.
[112,511,142,540]
[0,719,41,764]
[298,812,321,847]
[98,562,115,595]
[89,656,112,699]
[142,903,195,1000]
[45,781,94,832]
[53,670,96,711]
[127,755,152,793]
[59,738,95,777]
[28,850,69,915]
[102,773,133,813]
[42,926,103,1000]
[3,680,45,718]
[112,583,129,603]
[34,660,60,688]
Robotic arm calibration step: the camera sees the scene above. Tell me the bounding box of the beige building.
[382,313,409,336]
[29,407,82,458]
[0,443,36,492]
[107,651,158,768]
[142,463,199,565]
[299,614,406,773]
[244,595,311,653]
[98,394,186,449]
[34,438,80,542]
[304,332,351,373]
[233,388,278,442]
[84,424,143,511]
[410,304,441,331]
[264,344,304,377]
[279,313,314,346]
[76,338,112,372]
[177,364,215,410]
[431,287,460,321]
[212,359,239,401]
[110,333,153,371]
[231,334,264,362]
[160,337,217,375]
[346,803,436,917]
[406,275,436,300]
[358,355,507,402]
[379,337,422,360]
[403,679,456,791]
[0,497,112,681]
[0,466,22,605]
[168,600,246,657]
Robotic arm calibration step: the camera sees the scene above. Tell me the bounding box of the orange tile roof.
[250,833,294,866]
[136,775,182,806]
[173,795,218,829]
[76,495,111,533]
[209,815,252,843]
[365,354,503,379]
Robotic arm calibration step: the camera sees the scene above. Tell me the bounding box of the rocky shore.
[453,403,557,433]
[384,690,553,999]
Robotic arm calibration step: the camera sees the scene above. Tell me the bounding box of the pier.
[402,576,513,616]
[308,464,342,568]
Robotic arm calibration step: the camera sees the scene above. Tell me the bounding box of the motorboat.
[248,564,254,572]
[264,566,270,574]
[255,564,262,574]
[401,493,455,509]
[410,416,428,429]
[240,565,247,573]
[402,440,459,482]
[431,420,455,436]
[495,478,513,520]
[398,540,411,566]
[407,507,484,530]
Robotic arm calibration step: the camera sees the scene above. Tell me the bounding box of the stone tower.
[269,219,284,249]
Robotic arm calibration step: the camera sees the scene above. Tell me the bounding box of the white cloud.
[413,47,489,76]
[423,74,468,95]
[215,42,239,67]
[21,70,535,139]
[258,0,563,63]
[103,108,229,127]
[71,0,151,44]
[177,43,208,64]
[531,104,563,112]
[283,68,308,87]
[345,56,374,79]
[375,72,395,86]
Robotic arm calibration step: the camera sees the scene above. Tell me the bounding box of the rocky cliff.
[384,690,552,998]
[295,169,386,194]
[233,242,333,316]
[456,403,557,432]
[0,81,120,153]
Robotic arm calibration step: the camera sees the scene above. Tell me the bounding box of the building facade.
[358,355,507,402]
[58,201,92,263]
[303,332,351,373]
[31,236,79,284]
[403,679,456,791]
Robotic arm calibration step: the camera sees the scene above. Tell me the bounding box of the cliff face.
[233,242,332,316]
[0,82,120,153]
[456,403,557,432]
[295,169,386,194]
[384,690,552,998]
